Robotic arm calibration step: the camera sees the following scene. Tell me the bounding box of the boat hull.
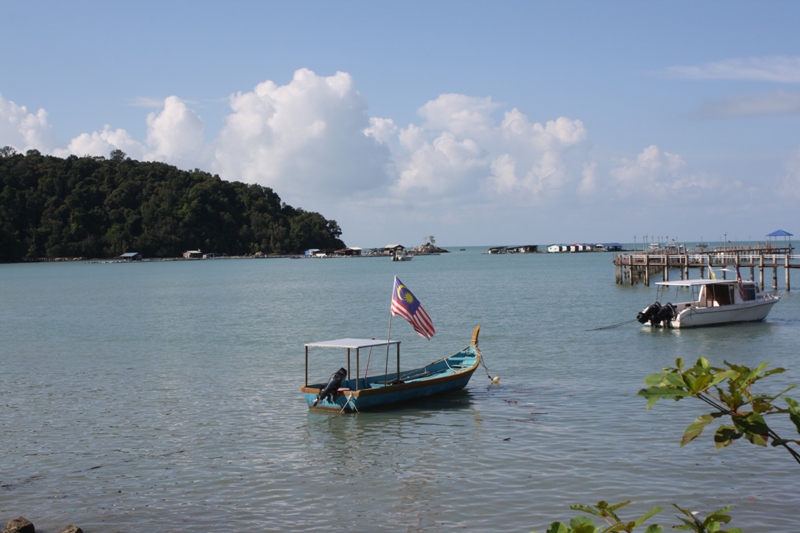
[644,297,779,328]
[638,279,780,329]
[671,298,779,328]
[303,346,480,412]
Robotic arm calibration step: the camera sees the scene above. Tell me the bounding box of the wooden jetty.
[614,244,799,291]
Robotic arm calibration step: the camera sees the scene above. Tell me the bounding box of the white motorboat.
[392,250,413,261]
[637,278,779,328]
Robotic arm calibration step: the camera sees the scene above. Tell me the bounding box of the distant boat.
[636,279,779,328]
[459,248,466,251]
[392,249,413,261]
[302,326,482,411]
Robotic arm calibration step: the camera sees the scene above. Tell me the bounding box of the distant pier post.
[786,254,791,292]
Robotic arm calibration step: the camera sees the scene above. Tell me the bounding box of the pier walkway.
[613,245,798,291]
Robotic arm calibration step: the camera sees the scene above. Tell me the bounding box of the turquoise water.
[1,249,799,532]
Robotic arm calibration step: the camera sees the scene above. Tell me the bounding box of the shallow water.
[1,250,799,532]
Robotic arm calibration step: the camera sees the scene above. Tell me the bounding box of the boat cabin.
[657,279,760,309]
[304,338,402,393]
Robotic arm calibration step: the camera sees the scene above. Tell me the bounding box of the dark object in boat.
[637,301,661,324]
[653,302,676,327]
[313,367,347,406]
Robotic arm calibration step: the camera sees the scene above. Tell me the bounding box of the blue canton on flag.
[391,277,435,339]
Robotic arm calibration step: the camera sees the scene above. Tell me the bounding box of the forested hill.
[0,148,345,262]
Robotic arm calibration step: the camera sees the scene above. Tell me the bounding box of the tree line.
[0,148,345,262]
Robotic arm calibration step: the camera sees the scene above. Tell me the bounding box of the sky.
[1,1,799,248]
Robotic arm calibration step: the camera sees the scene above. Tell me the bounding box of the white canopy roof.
[305,338,400,349]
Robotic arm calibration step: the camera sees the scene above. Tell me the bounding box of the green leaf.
[644,373,667,387]
[785,397,800,436]
[665,372,689,389]
[607,500,632,512]
[634,506,664,526]
[732,412,769,447]
[540,521,569,533]
[568,515,596,533]
[638,386,688,409]
[763,367,786,378]
[714,425,740,449]
[708,370,740,388]
[694,356,710,371]
[643,526,664,533]
[690,373,713,394]
[569,504,603,517]
[682,414,716,447]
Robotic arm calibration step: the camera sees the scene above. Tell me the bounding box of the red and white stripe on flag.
[391,277,435,339]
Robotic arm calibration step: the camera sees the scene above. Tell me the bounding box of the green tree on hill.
[0,148,345,261]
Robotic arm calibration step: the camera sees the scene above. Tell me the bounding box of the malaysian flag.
[391,277,435,339]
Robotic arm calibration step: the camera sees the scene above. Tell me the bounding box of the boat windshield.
[698,284,734,307]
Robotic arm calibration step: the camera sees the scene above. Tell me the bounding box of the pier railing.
[613,249,799,291]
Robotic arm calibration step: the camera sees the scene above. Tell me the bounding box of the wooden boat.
[637,278,779,328]
[302,326,482,411]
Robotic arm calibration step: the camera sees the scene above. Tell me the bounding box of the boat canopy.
[305,338,400,350]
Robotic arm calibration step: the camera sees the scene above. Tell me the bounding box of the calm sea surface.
[2,249,799,532]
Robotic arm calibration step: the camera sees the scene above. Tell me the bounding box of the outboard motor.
[653,302,676,327]
[313,367,347,406]
[637,301,662,325]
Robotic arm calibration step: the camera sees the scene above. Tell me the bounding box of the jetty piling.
[614,244,798,291]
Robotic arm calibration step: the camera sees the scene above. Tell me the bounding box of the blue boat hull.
[302,334,482,412]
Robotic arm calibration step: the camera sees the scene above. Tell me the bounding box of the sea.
[1,247,799,532]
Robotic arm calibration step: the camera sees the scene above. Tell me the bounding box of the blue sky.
[2,1,799,247]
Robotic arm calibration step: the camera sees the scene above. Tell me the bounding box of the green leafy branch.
[532,500,741,533]
[637,357,800,464]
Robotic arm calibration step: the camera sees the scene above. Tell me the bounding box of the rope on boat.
[586,318,638,331]
[339,392,358,414]
[475,345,500,384]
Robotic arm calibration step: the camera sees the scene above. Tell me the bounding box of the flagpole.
[385,276,396,384]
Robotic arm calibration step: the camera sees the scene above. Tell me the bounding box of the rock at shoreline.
[3,517,34,533]
[2,517,82,533]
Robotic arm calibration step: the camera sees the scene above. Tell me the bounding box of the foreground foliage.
[0,148,344,261]
[533,501,741,533]
[638,357,800,464]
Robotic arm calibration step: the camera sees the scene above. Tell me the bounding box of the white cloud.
[661,56,800,83]
[418,94,499,136]
[364,117,398,144]
[480,109,587,200]
[610,145,714,198]
[698,91,800,119]
[0,93,55,152]
[212,68,391,199]
[144,96,206,167]
[54,125,144,159]
[391,101,588,204]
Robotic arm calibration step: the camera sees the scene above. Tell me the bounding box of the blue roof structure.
[767,229,793,237]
